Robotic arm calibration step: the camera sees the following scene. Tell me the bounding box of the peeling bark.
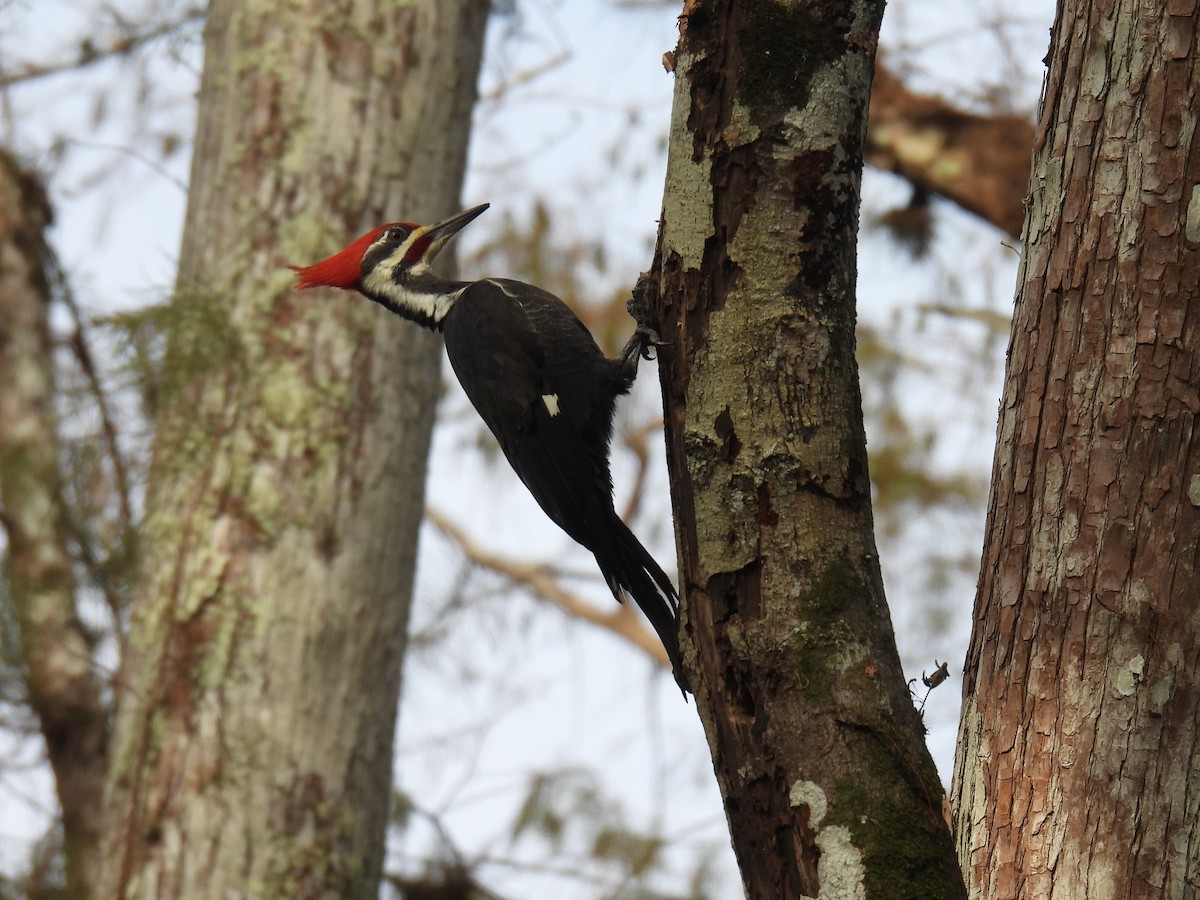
[647,2,965,898]
[0,152,109,900]
[953,1,1200,897]
[96,1,488,897]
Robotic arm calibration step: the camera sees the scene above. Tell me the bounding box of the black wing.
[440,279,621,545]
[441,279,686,691]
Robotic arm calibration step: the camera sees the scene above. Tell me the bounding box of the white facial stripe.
[542,393,560,417]
[361,268,462,324]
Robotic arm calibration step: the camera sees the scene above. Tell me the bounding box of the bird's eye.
[386,226,409,242]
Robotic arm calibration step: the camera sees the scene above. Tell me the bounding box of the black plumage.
[442,279,685,690]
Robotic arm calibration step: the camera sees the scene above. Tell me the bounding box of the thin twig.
[59,288,134,537]
[479,52,571,102]
[43,241,136,642]
[0,7,205,90]
[65,140,190,193]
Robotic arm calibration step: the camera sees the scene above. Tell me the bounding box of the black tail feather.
[594,513,690,694]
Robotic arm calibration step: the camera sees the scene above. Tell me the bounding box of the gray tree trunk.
[952,1,1200,897]
[96,1,488,896]
[0,152,109,899]
[644,2,965,898]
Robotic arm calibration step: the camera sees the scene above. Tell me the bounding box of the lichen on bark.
[647,1,964,897]
[96,1,490,897]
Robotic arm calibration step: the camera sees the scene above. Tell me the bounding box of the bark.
[866,63,1034,240]
[646,2,964,898]
[952,2,1200,898]
[96,1,487,897]
[0,153,109,898]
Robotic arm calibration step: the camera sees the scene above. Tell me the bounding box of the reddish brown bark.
[953,1,1200,897]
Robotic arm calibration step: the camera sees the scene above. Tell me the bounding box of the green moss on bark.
[739,2,850,114]
[789,556,867,701]
[830,748,958,900]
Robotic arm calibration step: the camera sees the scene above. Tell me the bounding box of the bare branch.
[0,6,205,90]
[618,415,663,524]
[59,280,137,639]
[479,52,571,103]
[63,139,191,194]
[425,506,670,670]
[61,290,134,537]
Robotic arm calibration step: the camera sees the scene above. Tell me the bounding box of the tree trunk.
[0,153,109,899]
[952,1,1200,898]
[646,2,965,898]
[97,1,487,897]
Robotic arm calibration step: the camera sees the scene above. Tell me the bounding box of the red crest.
[290,224,392,290]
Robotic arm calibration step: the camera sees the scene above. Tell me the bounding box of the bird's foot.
[620,321,667,364]
[621,272,669,371]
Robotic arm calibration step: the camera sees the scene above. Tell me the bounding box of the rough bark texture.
[0,153,109,898]
[647,2,965,898]
[953,2,1200,898]
[97,1,487,897]
[866,63,1034,240]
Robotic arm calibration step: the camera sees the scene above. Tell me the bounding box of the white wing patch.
[542,393,561,417]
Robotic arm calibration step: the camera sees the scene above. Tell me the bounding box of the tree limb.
[0,7,205,90]
[425,506,670,670]
[618,415,664,524]
[866,62,1034,239]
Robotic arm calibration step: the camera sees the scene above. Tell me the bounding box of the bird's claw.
[633,323,666,360]
[625,273,669,362]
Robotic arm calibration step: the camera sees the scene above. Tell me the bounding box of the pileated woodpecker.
[291,204,687,693]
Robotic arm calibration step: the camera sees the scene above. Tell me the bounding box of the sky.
[0,0,1055,895]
